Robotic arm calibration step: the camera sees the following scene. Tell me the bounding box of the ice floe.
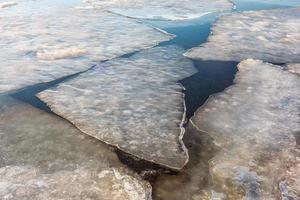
[83,0,234,20]
[191,59,300,199]
[0,1,172,93]
[0,95,151,200]
[38,46,197,170]
[185,8,300,63]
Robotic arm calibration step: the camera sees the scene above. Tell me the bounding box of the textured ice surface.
[191,59,300,199]
[0,96,152,200]
[236,0,300,7]
[0,1,17,8]
[287,63,300,76]
[185,8,300,63]
[83,0,233,20]
[38,46,197,170]
[0,1,171,93]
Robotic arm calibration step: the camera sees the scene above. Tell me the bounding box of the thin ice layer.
[185,8,300,63]
[0,96,152,200]
[83,0,233,20]
[0,1,171,93]
[191,59,300,199]
[38,46,197,170]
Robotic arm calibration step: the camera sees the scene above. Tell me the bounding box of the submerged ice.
[83,0,233,20]
[0,1,171,93]
[38,46,197,170]
[191,59,300,199]
[0,96,152,200]
[185,8,300,63]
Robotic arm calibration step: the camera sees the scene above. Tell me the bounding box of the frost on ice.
[191,59,300,199]
[0,96,152,200]
[185,8,300,63]
[38,46,197,170]
[0,1,172,94]
[83,0,233,20]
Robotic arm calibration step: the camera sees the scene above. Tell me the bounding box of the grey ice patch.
[279,181,298,200]
[185,8,300,63]
[234,167,261,200]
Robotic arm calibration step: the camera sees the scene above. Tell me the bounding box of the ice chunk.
[287,63,300,75]
[0,95,151,200]
[185,8,300,63]
[0,1,172,93]
[38,46,197,170]
[83,0,233,20]
[191,59,300,199]
[0,2,17,8]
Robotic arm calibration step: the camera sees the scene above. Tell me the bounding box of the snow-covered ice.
[191,59,300,199]
[185,8,300,63]
[38,46,197,170]
[0,95,152,200]
[83,0,234,20]
[0,1,172,93]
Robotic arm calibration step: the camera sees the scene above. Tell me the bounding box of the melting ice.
[185,8,300,63]
[0,96,151,200]
[83,0,233,20]
[0,0,171,93]
[191,59,300,199]
[38,46,197,170]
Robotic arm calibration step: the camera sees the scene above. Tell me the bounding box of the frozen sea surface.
[191,59,300,199]
[0,96,152,200]
[83,0,233,20]
[38,46,197,170]
[185,8,300,63]
[0,0,171,93]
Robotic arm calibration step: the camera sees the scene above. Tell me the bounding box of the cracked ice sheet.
[0,1,172,94]
[0,95,152,200]
[83,0,233,20]
[185,8,300,63]
[191,59,300,199]
[38,46,197,170]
